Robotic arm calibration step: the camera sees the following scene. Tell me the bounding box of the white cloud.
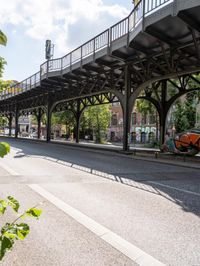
[0,0,130,55]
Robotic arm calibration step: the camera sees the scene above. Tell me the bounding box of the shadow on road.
[4,138,200,217]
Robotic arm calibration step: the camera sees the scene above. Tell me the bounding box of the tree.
[82,104,111,143]
[52,111,75,138]
[0,80,13,92]
[0,30,7,46]
[0,32,12,129]
[135,99,154,117]
[184,92,196,129]
[0,30,7,78]
[172,91,200,133]
[173,101,189,133]
[0,31,42,262]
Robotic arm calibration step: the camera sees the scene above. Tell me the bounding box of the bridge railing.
[40,0,172,75]
[1,0,173,101]
[129,0,143,31]
[1,71,40,100]
[111,17,129,42]
[145,0,173,14]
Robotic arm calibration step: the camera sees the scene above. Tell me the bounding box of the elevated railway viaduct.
[1,0,200,151]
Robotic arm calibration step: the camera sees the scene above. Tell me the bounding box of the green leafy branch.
[0,196,42,261]
[0,142,10,158]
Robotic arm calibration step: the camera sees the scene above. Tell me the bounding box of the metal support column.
[75,100,81,143]
[160,80,168,144]
[37,108,42,139]
[15,108,19,138]
[8,113,12,136]
[46,99,53,142]
[123,65,131,151]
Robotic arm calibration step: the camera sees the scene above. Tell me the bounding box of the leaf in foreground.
[7,196,19,213]
[25,208,42,219]
[0,143,7,158]
[0,200,7,215]
[0,237,13,260]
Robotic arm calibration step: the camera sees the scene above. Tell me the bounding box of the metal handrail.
[0,0,173,101]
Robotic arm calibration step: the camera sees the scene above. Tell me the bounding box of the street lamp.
[45,39,54,60]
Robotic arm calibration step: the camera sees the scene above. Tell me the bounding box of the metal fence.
[1,0,173,100]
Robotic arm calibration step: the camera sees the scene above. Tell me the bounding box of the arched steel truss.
[0,0,200,150]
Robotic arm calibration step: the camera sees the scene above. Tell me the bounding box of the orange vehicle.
[163,129,200,155]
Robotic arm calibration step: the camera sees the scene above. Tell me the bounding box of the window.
[111,113,118,126]
[149,114,156,124]
[132,112,137,125]
[141,115,147,125]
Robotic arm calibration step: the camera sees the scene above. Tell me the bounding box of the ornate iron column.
[15,108,19,138]
[75,99,81,144]
[37,108,42,139]
[122,65,132,151]
[160,80,168,144]
[8,113,13,137]
[46,97,53,142]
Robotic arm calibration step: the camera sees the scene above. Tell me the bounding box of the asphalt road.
[0,138,199,266]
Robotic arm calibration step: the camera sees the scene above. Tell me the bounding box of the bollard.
[155,151,158,159]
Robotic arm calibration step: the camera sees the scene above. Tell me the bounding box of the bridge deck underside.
[1,2,200,113]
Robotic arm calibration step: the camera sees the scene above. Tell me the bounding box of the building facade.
[108,102,159,143]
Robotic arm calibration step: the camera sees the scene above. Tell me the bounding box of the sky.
[0,0,133,82]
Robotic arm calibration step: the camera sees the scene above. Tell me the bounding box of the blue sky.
[0,0,133,82]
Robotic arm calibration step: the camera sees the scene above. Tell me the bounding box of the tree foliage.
[0,31,42,262]
[0,30,7,78]
[173,92,199,133]
[0,142,10,158]
[135,99,155,116]
[52,111,75,137]
[0,31,7,46]
[172,74,200,133]
[0,58,6,79]
[173,101,189,133]
[0,80,13,92]
[0,196,42,261]
[82,105,111,143]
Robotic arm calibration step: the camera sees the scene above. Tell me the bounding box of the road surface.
[0,138,199,266]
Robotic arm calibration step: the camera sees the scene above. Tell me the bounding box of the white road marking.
[147,181,200,197]
[29,184,165,266]
[0,160,19,175]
